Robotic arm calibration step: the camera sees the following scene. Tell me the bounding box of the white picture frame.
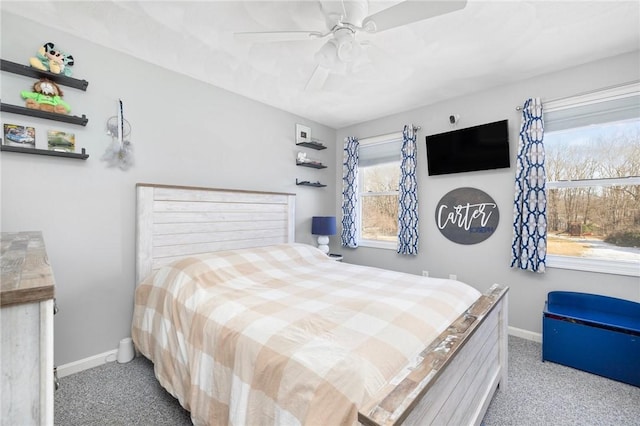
[296,124,311,144]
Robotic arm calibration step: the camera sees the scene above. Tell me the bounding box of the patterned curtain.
[341,136,359,248]
[511,98,547,272]
[397,125,419,255]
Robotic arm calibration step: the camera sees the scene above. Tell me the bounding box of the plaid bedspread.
[132,244,480,426]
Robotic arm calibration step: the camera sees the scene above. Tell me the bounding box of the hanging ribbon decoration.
[102,99,134,170]
[117,99,123,147]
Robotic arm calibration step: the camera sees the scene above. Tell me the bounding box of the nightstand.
[328,253,343,261]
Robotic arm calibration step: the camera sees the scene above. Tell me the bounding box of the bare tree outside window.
[545,118,640,262]
[360,162,400,242]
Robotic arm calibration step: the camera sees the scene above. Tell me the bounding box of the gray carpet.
[482,337,640,426]
[55,336,640,425]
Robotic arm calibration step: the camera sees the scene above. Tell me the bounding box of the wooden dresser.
[1,231,55,426]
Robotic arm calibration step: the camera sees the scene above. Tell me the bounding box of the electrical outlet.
[422,270,429,277]
[449,274,457,280]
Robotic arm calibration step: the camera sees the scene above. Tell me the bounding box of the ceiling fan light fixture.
[315,39,339,67]
[333,27,361,62]
[337,36,362,62]
[314,39,349,74]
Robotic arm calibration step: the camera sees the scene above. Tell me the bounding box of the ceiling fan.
[235,0,468,90]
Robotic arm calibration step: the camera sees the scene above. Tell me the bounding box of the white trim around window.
[358,239,397,250]
[359,131,403,145]
[546,176,640,189]
[545,81,639,112]
[547,255,639,277]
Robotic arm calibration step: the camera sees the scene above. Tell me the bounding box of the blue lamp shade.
[312,216,337,236]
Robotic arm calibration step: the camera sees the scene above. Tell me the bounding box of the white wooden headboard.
[136,183,296,284]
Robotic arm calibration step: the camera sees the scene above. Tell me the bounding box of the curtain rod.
[514,80,640,111]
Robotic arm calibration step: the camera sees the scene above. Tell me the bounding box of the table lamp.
[311,216,336,254]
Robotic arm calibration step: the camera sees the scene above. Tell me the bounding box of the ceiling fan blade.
[363,0,467,33]
[305,65,331,91]
[234,30,325,43]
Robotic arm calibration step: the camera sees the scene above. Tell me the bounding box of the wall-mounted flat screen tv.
[425,119,510,176]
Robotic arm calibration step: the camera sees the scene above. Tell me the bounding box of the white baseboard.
[56,348,118,378]
[508,326,542,343]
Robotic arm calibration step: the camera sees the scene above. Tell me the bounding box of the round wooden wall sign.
[435,187,499,245]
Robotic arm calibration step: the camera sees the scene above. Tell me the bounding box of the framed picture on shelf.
[3,123,36,148]
[296,124,311,144]
[47,130,75,152]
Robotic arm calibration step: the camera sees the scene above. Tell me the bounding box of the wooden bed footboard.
[359,284,509,426]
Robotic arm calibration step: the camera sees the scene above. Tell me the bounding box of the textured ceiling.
[2,1,639,129]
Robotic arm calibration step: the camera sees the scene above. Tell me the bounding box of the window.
[358,134,402,249]
[544,83,640,276]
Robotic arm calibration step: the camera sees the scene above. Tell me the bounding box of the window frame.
[357,132,403,250]
[544,82,640,277]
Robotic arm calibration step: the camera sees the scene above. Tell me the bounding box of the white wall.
[335,51,640,335]
[0,12,337,365]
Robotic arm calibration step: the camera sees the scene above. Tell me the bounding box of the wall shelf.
[295,135,326,187]
[1,57,90,128]
[296,179,326,188]
[1,59,89,91]
[1,145,89,160]
[296,161,327,169]
[296,141,327,150]
[1,102,89,126]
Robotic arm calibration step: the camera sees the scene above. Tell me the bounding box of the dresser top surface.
[1,231,55,306]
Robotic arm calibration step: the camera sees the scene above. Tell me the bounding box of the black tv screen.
[425,119,510,176]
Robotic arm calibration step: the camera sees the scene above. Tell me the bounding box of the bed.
[132,183,509,426]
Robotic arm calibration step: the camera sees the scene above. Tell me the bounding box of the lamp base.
[317,235,330,254]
